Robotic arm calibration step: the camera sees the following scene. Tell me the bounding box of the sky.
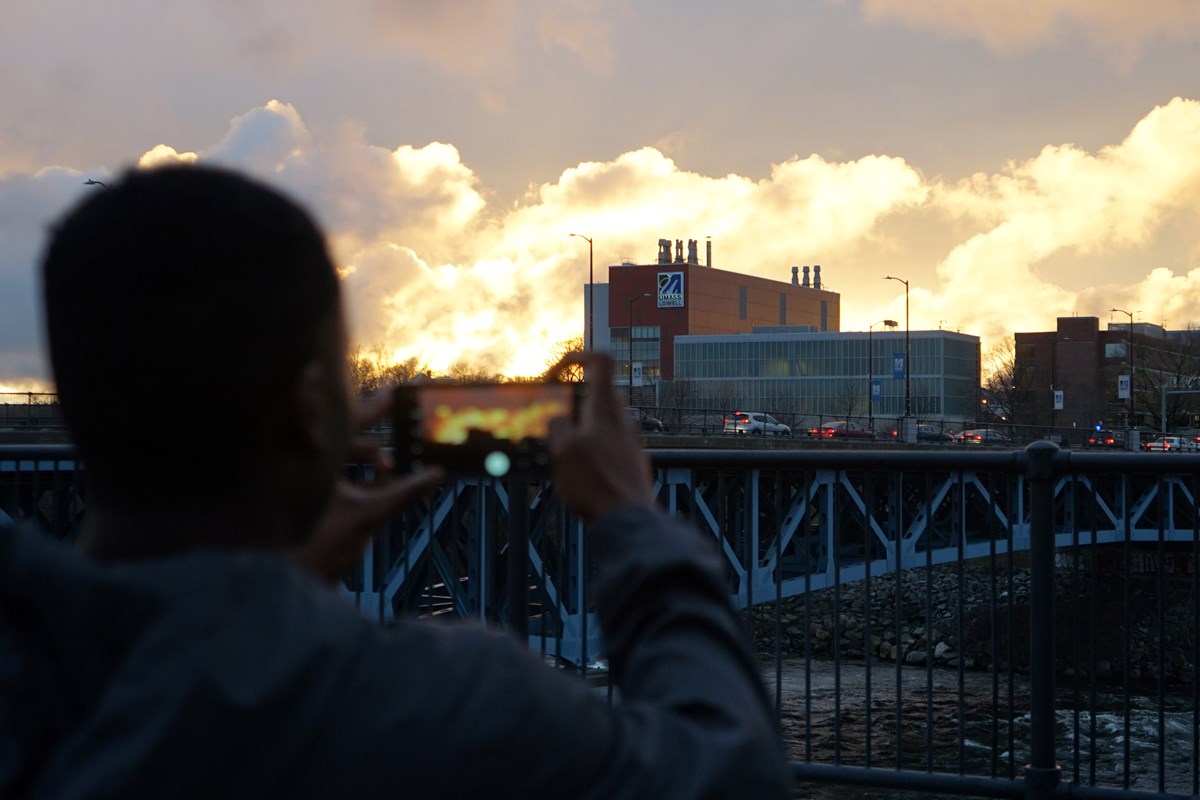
[2,0,1200,391]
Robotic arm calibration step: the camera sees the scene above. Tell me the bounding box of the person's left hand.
[293,388,443,584]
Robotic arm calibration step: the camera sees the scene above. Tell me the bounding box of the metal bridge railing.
[4,443,1200,799]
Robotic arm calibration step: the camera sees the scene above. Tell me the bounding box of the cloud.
[912,97,1200,343]
[856,0,1200,63]
[3,97,1200,391]
[365,0,519,77]
[537,0,622,75]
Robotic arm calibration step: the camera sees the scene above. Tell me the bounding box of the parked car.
[627,407,666,432]
[1085,429,1124,449]
[723,411,791,436]
[810,420,876,440]
[917,424,955,443]
[957,428,1011,445]
[1143,436,1199,452]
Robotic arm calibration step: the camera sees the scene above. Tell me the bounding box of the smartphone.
[393,381,585,478]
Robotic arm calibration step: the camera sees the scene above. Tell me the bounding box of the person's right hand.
[546,352,654,522]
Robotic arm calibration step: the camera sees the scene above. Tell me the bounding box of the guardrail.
[4,444,1199,798]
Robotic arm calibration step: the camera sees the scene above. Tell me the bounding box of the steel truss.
[335,449,1200,671]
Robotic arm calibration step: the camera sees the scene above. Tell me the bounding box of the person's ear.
[290,360,337,454]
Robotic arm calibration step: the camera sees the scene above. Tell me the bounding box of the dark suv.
[1085,429,1124,448]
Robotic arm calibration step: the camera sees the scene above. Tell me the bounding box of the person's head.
[42,165,350,540]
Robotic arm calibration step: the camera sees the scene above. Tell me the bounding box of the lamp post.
[884,276,911,418]
[569,233,593,351]
[628,292,652,407]
[1111,307,1135,430]
[868,319,899,428]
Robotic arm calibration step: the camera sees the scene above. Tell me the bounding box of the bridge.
[4,442,1200,799]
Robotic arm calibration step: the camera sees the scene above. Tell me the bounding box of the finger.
[363,467,444,515]
[338,468,444,532]
[352,385,396,428]
[578,354,623,429]
[547,414,573,457]
[544,352,582,381]
[344,439,394,472]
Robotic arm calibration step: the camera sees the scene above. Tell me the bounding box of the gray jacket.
[0,506,789,798]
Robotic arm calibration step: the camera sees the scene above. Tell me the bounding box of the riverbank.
[752,557,1198,687]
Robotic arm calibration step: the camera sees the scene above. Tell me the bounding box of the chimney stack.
[813,264,822,290]
[802,266,810,288]
[657,239,671,265]
[791,266,799,285]
[706,238,711,267]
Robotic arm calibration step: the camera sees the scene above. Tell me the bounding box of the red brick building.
[1014,316,1199,435]
[603,239,840,391]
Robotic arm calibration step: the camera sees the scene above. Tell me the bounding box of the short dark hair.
[42,165,341,497]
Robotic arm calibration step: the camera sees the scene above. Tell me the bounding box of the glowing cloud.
[857,0,1200,63]
[2,97,1199,389]
[916,97,1200,343]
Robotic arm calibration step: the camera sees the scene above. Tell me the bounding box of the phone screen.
[393,382,582,477]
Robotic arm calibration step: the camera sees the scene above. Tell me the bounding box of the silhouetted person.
[0,165,789,798]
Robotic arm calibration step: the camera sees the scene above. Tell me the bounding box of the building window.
[739,286,747,320]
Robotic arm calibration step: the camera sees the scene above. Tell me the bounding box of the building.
[1014,316,1200,435]
[671,328,980,428]
[597,238,840,404]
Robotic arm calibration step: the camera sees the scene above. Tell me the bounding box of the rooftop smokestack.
[813,264,822,290]
[802,266,810,288]
[706,238,711,267]
[687,239,698,264]
[675,239,684,264]
[657,239,671,265]
[791,266,799,285]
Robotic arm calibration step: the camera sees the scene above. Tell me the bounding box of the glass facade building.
[673,329,980,422]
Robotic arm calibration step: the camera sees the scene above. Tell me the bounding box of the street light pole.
[885,276,911,417]
[1112,307,1135,430]
[868,319,898,428]
[569,233,593,351]
[628,292,652,407]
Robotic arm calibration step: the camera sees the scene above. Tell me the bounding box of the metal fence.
[0,395,63,429]
[3,443,1200,799]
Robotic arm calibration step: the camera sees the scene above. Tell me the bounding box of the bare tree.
[544,335,585,382]
[983,336,1032,424]
[1133,328,1200,430]
[833,379,864,420]
[348,345,429,398]
[657,378,701,432]
[445,361,504,384]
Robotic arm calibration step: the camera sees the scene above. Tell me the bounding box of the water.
[773,657,1200,798]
